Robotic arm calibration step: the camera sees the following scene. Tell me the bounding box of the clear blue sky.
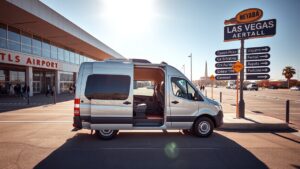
[41,0,300,80]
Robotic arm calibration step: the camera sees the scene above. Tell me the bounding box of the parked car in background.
[247,83,258,91]
[290,86,300,91]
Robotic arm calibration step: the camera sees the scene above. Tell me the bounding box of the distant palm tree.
[282,66,296,88]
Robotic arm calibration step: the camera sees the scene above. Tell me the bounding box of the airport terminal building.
[0,0,124,97]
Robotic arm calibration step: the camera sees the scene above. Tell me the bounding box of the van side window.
[85,74,130,100]
[171,77,202,101]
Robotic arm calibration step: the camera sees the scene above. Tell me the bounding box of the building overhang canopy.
[0,0,124,60]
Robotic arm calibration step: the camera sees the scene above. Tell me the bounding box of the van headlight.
[215,104,222,111]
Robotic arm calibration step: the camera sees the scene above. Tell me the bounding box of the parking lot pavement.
[0,100,299,169]
[206,87,300,129]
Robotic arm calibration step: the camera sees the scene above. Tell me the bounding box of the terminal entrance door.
[33,72,42,94]
[32,81,41,94]
[32,70,55,94]
[45,72,55,92]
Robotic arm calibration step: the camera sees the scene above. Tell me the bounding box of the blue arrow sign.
[246,60,270,67]
[216,75,237,80]
[215,55,238,62]
[215,69,237,74]
[246,67,270,73]
[246,54,270,60]
[215,49,238,56]
[246,74,270,80]
[246,46,270,54]
[215,62,236,68]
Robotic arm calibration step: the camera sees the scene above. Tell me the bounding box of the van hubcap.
[198,121,210,135]
[99,129,113,136]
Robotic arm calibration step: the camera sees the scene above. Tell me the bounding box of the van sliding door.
[85,62,134,130]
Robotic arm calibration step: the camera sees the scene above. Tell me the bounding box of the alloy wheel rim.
[99,129,113,136]
[198,121,210,135]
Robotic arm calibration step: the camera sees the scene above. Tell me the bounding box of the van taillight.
[74,98,80,116]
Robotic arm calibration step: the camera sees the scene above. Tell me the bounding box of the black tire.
[96,130,118,140]
[182,129,193,135]
[193,117,214,137]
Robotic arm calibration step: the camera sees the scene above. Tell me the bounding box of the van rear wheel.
[96,130,118,140]
[193,117,213,137]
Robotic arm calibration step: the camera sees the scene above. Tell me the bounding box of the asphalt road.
[0,100,299,169]
[206,87,300,128]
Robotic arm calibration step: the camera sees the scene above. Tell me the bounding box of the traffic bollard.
[286,100,289,123]
[220,92,222,103]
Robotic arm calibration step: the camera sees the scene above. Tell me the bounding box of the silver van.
[73,60,223,139]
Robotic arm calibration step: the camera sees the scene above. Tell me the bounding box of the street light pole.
[188,53,192,81]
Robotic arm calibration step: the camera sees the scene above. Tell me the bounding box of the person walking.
[51,86,55,96]
[22,85,26,99]
[26,85,30,99]
[46,85,50,97]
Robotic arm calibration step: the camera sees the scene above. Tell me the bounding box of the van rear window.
[85,74,130,100]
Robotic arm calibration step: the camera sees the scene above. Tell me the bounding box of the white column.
[56,70,60,94]
[26,66,33,96]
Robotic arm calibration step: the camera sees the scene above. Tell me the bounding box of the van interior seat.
[154,82,164,112]
[134,103,147,118]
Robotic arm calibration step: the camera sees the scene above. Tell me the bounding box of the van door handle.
[171,100,179,104]
[123,101,131,105]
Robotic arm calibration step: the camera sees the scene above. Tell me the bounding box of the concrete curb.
[218,122,292,132]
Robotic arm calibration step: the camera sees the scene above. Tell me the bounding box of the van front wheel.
[193,117,213,137]
[96,130,118,140]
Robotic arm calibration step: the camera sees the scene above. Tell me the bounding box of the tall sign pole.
[190,53,192,81]
[232,61,243,118]
[239,39,245,118]
[221,8,276,118]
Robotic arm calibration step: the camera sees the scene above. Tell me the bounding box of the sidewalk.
[0,94,74,106]
[219,102,294,131]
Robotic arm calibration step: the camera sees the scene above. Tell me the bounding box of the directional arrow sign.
[215,49,238,56]
[215,55,238,62]
[246,60,270,67]
[215,69,236,74]
[246,46,270,54]
[216,75,237,80]
[246,74,270,80]
[246,54,270,60]
[215,62,236,68]
[246,67,270,73]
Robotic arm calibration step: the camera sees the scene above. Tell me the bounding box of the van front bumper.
[213,111,223,128]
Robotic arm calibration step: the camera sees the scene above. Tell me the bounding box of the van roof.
[101,59,168,67]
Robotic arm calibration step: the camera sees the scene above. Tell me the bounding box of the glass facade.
[21,32,32,54]
[32,36,41,56]
[0,23,95,65]
[0,24,6,48]
[59,72,74,93]
[50,45,57,59]
[7,27,21,52]
[42,41,50,58]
